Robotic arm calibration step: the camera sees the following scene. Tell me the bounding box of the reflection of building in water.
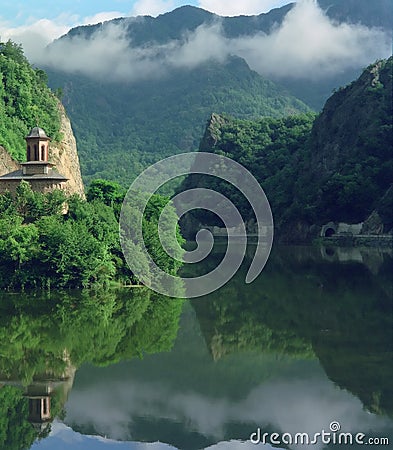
[0,363,76,432]
[320,245,392,274]
[25,382,58,432]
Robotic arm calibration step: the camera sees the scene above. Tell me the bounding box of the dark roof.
[0,169,68,181]
[26,127,50,139]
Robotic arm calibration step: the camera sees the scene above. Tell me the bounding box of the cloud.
[0,11,124,62]
[65,376,391,448]
[230,0,392,79]
[82,12,125,26]
[131,0,179,17]
[41,22,160,81]
[37,20,229,82]
[167,22,228,69]
[0,17,71,60]
[4,0,390,83]
[198,0,292,16]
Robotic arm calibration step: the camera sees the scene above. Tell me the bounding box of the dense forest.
[179,57,393,240]
[0,41,61,161]
[0,179,183,290]
[47,56,310,187]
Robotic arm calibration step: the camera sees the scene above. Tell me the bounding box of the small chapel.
[0,127,68,194]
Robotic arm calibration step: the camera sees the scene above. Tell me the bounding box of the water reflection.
[0,245,391,450]
[0,288,184,449]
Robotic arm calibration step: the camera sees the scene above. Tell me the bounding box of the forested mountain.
[178,58,393,241]
[43,0,391,187]
[47,57,309,186]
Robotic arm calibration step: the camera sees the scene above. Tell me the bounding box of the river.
[0,244,392,450]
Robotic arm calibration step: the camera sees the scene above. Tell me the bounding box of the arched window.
[41,145,45,161]
[27,145,31,160]
[34,144,38,160]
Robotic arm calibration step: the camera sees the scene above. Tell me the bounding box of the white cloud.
[198,0,292,16]
[82,11,125,26]
[65,376,391,447]
[167,22,228,69]
[230,0,392,79]
[0,18,71,59]
[37,21,229,82]
[0,10,126,62]
[131,0,178,17]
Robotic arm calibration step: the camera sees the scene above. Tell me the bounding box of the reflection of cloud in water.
[65,377,392,448]
[34,420,175,449]
[206,441,275,449]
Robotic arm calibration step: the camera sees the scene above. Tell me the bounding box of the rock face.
[0,104,85,198]
[49,104,85,198]
[0,146,20,175]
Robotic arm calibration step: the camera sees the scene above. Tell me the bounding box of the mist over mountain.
[41,0,392,186]
[43,0,390,85]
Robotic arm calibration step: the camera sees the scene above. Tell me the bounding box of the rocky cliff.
[0,103,85,198]
[0,146,20,175]
[49,104,85,198]
[178,57,392,242]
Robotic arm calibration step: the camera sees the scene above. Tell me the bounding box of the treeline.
[0,180,183,290]
[0,41,61,161]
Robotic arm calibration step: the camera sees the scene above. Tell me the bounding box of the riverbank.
[318,234,392,248]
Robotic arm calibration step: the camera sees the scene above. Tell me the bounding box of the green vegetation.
[0,288,184,445]
[0,289,183,384]
[0,40,61,161]
[179,112,316,235]
[179,58,393,239]
[0,386,38,450]
[0,180,183,290]
[189,244,393,417]
[47,56,310,187]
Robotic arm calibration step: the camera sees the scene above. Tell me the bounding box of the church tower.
[0,126,68,194]
[22,127,51,175]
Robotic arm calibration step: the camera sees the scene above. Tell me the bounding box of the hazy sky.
[0,1,294,42]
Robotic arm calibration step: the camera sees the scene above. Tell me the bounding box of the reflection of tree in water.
[0,289,184,449]
[191,245,393,417]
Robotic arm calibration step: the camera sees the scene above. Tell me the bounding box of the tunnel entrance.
[324,227,335,237]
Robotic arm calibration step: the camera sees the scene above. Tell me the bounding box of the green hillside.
[178,58,393,241]
[47,56,310,187]
[0,41,61,161]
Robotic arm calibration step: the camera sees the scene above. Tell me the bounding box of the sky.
[0,0,293,45]
[0,0,391,83]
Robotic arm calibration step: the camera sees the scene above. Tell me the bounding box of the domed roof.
[26,127,50,139]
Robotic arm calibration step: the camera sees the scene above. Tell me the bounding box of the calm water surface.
[0,245,392,450]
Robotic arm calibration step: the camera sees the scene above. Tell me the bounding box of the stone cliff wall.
[0,146,20,175]
[49,104,85,198]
